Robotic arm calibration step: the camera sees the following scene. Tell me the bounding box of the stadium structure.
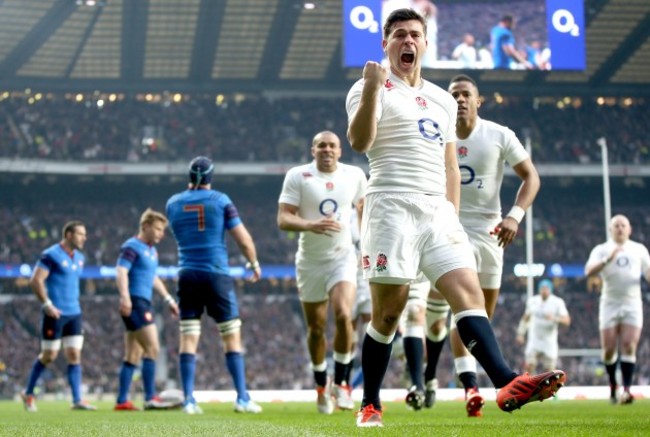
[0,0,649,404]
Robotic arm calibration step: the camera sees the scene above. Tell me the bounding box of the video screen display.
[343,0,585,71]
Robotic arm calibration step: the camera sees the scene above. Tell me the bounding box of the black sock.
[361,333,392,410]
[459,371,478,391]
[620,361,635,389]
[605,362,618,387]
[344,360,355,385]
[424,337,446,382]
[403,337,424,390]
[314,370,327,388]
[334,360,347,385]
[456,315,517,388]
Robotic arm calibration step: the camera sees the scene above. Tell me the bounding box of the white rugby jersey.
[586,239,650,300]
[525,294,569,356]
[457,117,529,227]
[346,73,457,196]
[279,161,367,261]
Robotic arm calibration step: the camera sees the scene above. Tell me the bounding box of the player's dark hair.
[501,14,513,24]
[383,8,427,39]
[449,74,479,94]
[62,220,85,238]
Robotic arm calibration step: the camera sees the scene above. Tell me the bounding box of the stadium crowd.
[1,95,648,165]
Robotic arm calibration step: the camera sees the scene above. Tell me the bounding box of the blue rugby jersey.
[166,188,242,274]
[36,243,84,316]
[116,237,159,301]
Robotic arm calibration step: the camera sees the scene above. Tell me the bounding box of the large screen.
[343,0,585,71]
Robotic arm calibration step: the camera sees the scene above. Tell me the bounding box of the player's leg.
[177,270,203,414]
[22,314,63,412]
[301,300,332,413]
[115,331,143,410]
[207,272,261,414]
[423,203,564,413]
[618,323,642,404]
[134,323,169,408]
[424,288,449,408]
[329,279,356,410]
[360,282,409,410]
[350,311,371,389]
[599,301,620,403]
[62,315,95,410]
[402,282,427,411]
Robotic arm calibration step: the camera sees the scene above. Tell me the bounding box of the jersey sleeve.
[117,245,138,270]
[502,127,529,167]
[585,244,606,269]
[639,244,650,275]
[278,168,302,206]
[220,194,242,230]
[346,79,383,124]
[557,298,569,317]
[36,252,56,272]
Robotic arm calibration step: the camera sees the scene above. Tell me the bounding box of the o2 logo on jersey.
[418,118,444,147]
[459,165,475,185]
[616,256,629,268]
[320,199,340,220]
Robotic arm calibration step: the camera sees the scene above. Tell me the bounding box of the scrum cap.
[537,278,554,294]
[189,156,214,186]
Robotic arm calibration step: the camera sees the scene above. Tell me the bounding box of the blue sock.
[351,368,364,389]
[25,359,47,395]
[225,351,249,402]
[117,361,137,404]
[456,315,517,388]
[142,358,156,401]
[67,364,82,404]
[179,353,196,403]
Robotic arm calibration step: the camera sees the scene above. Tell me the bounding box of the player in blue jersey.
[166,156,263,415]
[114,208,181,411]
[21,221,96,412]
[490,15,532,70]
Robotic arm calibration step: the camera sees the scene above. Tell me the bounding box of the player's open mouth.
[401,52,414,64]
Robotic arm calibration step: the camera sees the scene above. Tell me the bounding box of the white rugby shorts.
[464,225,504,289]
[599,298,643,330]
[296,246,357,303]
[361,192,476,286]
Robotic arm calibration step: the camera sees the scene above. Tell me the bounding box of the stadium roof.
[0,0,648,96]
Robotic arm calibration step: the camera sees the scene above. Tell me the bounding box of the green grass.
[1,399,649,437]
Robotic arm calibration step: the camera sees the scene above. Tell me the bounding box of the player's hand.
[515,334,525,345]
[168,301,180,318]
[491,217,518,247]
[247,266,262,283]
[607,246,623,263]
[44,304,61,319]
[362,61,388,90]
[119,296,132,317]
[309,216,342,237]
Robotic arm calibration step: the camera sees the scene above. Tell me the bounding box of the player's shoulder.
[285,162,315,179]
[478,118,516,137]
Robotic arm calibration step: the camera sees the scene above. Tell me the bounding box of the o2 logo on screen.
[551,8,580,37]
[349,5,379,33]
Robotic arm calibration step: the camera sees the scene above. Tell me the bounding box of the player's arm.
[229,223,261,282]
[277,203,341,236]
[29,266,60,319]
[347,62,386,153]
[153,275,179,317]
[496,158,540,247]
[445,141,460,214]
[556,311,571,327]
[115,266,133,317]
[503,42,532,69]
[585,246,621,277]
[515,313,530,344]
